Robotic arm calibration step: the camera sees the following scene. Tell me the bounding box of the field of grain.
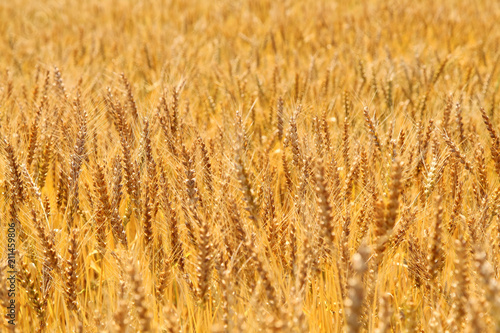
[1,0,500,332]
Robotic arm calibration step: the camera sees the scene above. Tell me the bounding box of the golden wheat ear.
[345,244,370,333]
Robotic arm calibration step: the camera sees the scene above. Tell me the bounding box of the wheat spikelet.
[196,216,213,304]
[66,92,87,226]
[428,195,444,280]
[345,244,370,333]
[64,228,80,313]
[363,107,382,152]
[442,129,473,172]
[315,159,335,247]
[127,258,153,332]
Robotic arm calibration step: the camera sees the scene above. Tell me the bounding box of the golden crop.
[1,0,500,331]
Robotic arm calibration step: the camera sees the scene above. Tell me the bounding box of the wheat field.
[1,0,500,332]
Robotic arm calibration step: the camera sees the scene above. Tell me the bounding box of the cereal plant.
[1,0,500,331]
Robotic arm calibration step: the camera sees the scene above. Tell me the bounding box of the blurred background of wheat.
[1,0,500,332]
